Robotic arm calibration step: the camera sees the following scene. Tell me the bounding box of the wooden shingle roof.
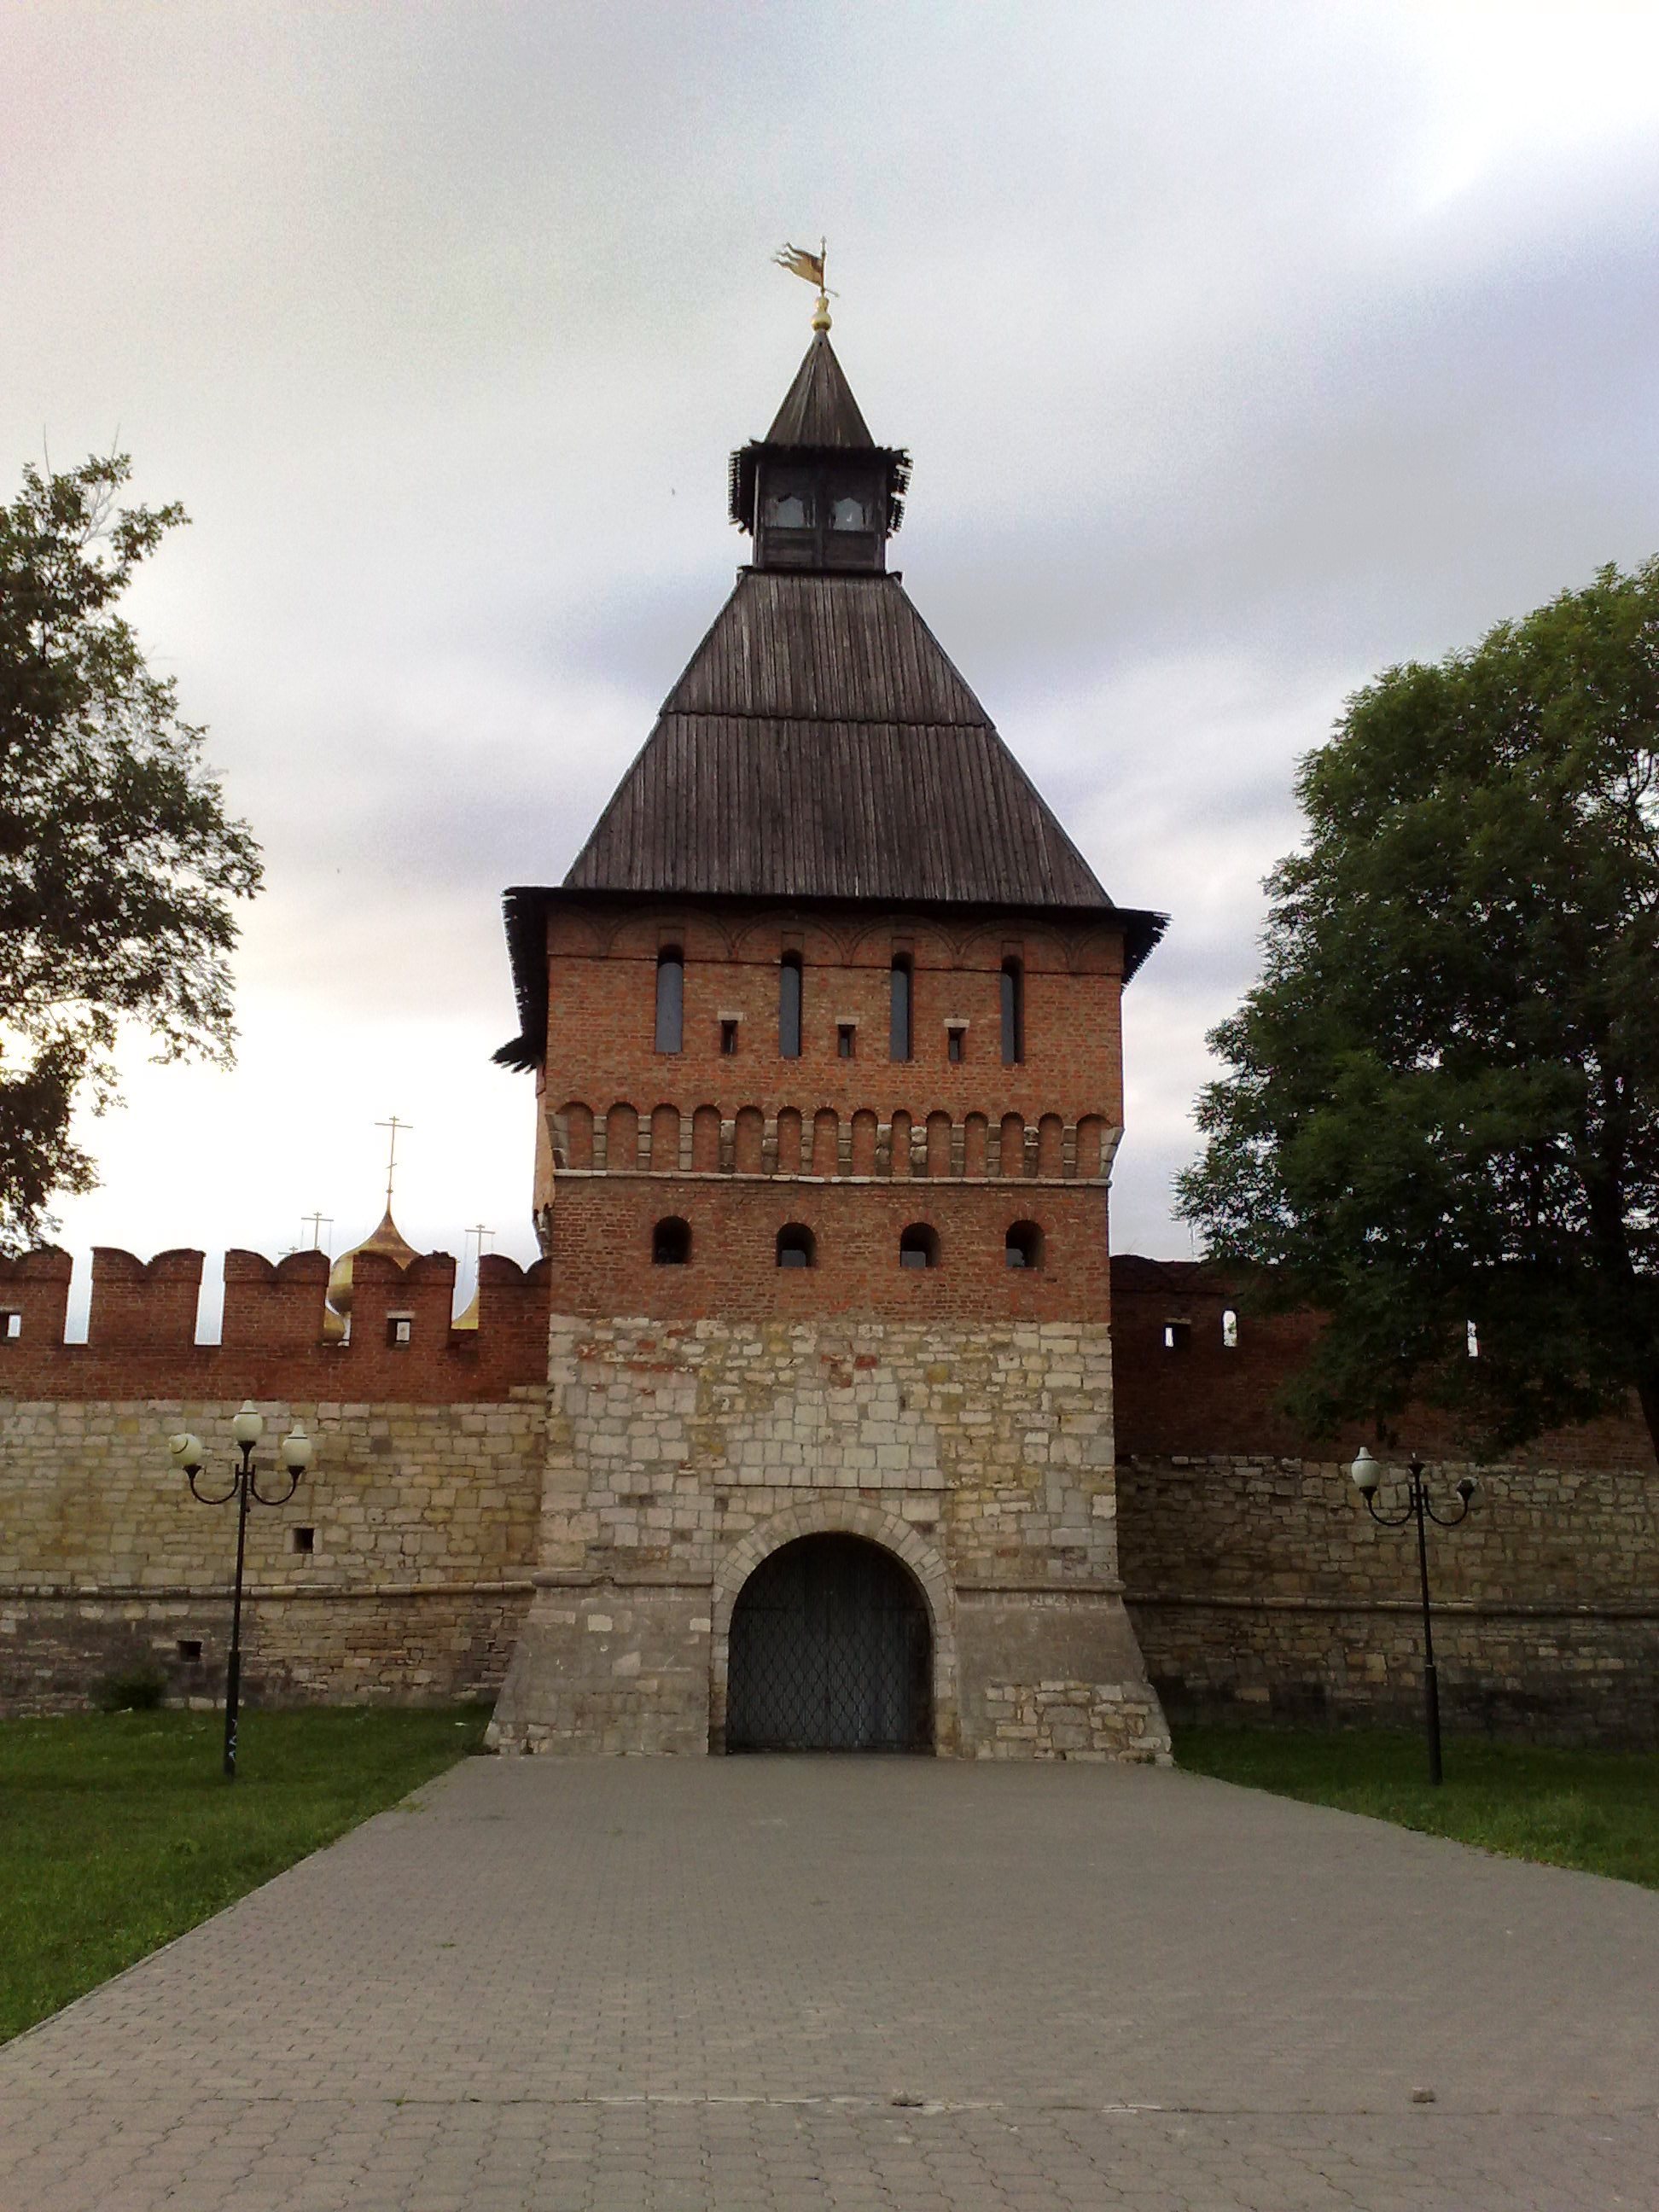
[763,331,876,447]
[564,573,1111,907]
[497,571,1166,1066]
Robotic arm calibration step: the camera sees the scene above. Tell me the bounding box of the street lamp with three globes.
[1348,1447,1478,1785]
[166,1403,315,1778]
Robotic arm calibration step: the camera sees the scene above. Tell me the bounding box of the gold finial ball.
[812,292,832,333]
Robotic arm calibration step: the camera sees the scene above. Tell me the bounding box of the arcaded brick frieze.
[0,1393,544,1714]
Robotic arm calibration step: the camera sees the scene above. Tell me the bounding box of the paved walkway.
[0,1757,1654,2210]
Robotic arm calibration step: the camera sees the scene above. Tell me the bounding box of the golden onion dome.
[326,1208,421,1320]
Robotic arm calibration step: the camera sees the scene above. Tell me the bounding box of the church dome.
[326,1208,421,1320]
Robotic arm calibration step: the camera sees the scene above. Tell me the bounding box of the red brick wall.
[1109,1259,1656,1474]
[544,1178,1107,1322]
[532,895,1126,1328]
[537,899,1126,1198]
[0,1248,552,1404]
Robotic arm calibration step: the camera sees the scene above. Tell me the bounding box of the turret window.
[652,1217,691,1266]
[1004,1220,1044,1269]
[830,496,868,531]
[776,1223,815,1268]
[899,1224,939,1270]
[655,950,684,1054]
[890,957,912,1062]
[1000,959,1025,1066]
[767,492,809,527]
[779,954,803,1059]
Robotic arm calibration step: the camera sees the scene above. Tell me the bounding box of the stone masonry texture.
[0,1390,543,1712]
[488,1310,1168,1761]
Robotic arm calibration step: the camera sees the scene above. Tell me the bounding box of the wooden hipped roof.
[497,571,1166,1067]
[566,573,1113,907]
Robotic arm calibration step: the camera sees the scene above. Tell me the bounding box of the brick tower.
[488,306,1171,1759]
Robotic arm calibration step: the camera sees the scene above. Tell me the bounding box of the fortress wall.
[4,1239,1655,1741]
[0,1386,545,1715]
[0,1248,554,1403]
[1112,1272,1659,1745]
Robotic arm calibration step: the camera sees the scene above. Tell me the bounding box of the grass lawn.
[0,1703,490,2044]
[1174,1724,1659,1889]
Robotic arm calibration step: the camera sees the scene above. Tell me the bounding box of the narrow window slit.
[655,950,684,1054]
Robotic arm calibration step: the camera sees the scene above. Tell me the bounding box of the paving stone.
[0,1759,1654,2208]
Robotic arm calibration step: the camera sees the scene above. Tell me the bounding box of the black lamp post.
[1349,1448,1477,1785]
[167,1402,314,1779]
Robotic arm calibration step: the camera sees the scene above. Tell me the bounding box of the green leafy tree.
[0,455,261,1250]
[1176,561,1659,1461]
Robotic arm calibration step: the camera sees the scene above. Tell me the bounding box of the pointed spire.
[765,330,875,450]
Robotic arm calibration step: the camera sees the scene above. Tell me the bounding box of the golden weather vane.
[774,236,835,331]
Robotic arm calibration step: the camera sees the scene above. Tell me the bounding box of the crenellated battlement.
[0,1245,553,1402]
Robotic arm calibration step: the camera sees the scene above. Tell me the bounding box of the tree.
[1176,560,1659,1462]
[0,454,261,1251]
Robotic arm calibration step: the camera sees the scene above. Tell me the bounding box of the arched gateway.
[726,1534,932,1753]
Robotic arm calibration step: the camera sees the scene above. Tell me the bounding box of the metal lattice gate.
[725,1534,932,1753]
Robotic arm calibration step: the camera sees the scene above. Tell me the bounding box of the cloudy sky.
[4,1,1658,1325]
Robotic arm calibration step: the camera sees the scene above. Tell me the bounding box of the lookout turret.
[727,320,910,574]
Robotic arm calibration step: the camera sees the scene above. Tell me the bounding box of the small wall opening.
[655,949,684,1054]
[0,1311,19,1340]
[776,1223,815,1268]
[719,1017,739,1057]
[1004,1220,1044,1269]
[387,1314,413,1348]
[1222,1307,1239,1348]
[1000,958,1024,1065]
[653,1216,691,1266]
[889,956,912,1062]
[899,1223,939,1270]
[1163,1319,1192,1353]
[290,1527,316,1555]
[779,953,803,1059]
[176,1638,203,1663]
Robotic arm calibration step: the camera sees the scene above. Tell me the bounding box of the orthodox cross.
[466,1224,495,1280]
[300,1212,333,1254]
[375,1116,413,1212]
